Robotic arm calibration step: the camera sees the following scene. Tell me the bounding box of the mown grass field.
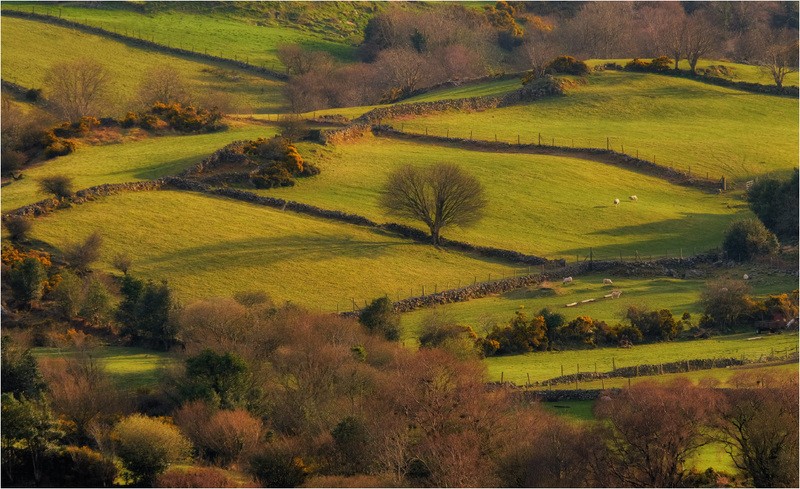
[483,331,798,385]
[587,58,800,87]
[0,17,285,114]
[1,123,275,211]
[264,135,746,259]
[389,70,799,181]
[400,271,799,340]
[1,2,357,68]
[28,190,524,311]
[33,346,174,390]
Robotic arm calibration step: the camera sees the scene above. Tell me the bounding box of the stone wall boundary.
[2,9,288,82]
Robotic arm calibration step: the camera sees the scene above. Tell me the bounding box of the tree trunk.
[689,58,698,75]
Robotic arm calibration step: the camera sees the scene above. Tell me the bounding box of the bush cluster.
[244,136,319,189]
[545,55,590,76]
[122,102,224,133]
[625,56,674,73]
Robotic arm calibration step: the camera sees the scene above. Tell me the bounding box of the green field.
[403,77,523,103]
[400,272,798,340]
[33,346,173,390]
[28,190,524,310]
[261,135,746,260]
[1,3,357,67]
[587,58,800,87]
[1,123,275,211]
[484,331,798,385]
[0,17,285,114]
[388,70,799,181]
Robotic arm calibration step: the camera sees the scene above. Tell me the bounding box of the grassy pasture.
[402,77,523,103]
[1,123,275,211]
[587,58,800,87]
[400,271,798,340]
[264,135,746,260]
[388,70,799,181]
[28,190,524,311]
[0,17,285,114]
[483,332,798,385]
[33,346,173,390]
[1,3,357,67]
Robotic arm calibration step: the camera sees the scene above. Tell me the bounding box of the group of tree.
[3,297,797,487]
[280,1,797,112]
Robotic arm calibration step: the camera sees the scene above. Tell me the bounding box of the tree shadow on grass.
[136,233,411,272]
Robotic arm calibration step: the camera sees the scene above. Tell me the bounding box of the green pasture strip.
[0,17,285,114]
[587,58,800,87]
[1,3,357,67]
[28,190,525,311]
[400,272,798,340]
[387,70,799,181]
[484,332,798,385]
[1,124,274,211]
[32,346,174,390]
[402,77,523,103]
[540,400,595,421]
[263,135,744,259]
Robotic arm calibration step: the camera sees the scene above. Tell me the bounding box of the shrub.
[625,306,681,341]
[557,315,604,347]
[4,217,32,242]
[40,445,117,488]
[700,279,755,331]
[545,56,590,76]
[38,175,74,198]
[625,58,651,72]
[418,312,480,359]
[116,276,180,350]
[748,170,798,243]
[723,219,779,261]
[537,307,565,349]
[331,416,372,475]
[359,297,400,341]
[24,88,42,102]
[1,149,27,175]
[63,231,103,273]
[248,444,309,488]
[111,252,132,275]
[79,278,113,325]
[1,338,47,399]
[52,269,83,319]
[175,402,262,467]
[650,56,672,72]
[181,350,250,409]
[112,414,192,486]
[485,311,548,354]
[8,257,48,307]
[156,467,242,488]
[148,102,224,133]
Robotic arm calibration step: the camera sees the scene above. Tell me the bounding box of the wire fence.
[6,5,285,72]
[393,123,731,185]
[496,343,800,389]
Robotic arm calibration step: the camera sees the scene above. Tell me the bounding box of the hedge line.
[373,126,722,191]
[1,9,288,82]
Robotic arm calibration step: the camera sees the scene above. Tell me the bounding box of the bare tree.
[560,3,635,59]
[44,59,111,121]
[713,373,799,488]
[684,13,721,74]
[595,380,715,487]
[38,175,74,199]
[373,48,430,100]
[136,64,192,107]
[380,163,487,246]
[757,28,799,88]
[640,2,688,69]
[518,22,560,78]
[277,44,335,76]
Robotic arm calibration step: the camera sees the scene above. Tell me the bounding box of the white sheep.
[629,195,638,201]
[563,276,573,284]
[611,290,622,299]
[603,278,613,285]
[743,274,750,280]
[613,198,620,206]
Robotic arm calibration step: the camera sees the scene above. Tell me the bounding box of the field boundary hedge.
[604,65,800,98]
[1,9,288,82]
[372,126,722,191]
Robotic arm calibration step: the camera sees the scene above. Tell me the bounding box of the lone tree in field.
[380,163,487,246]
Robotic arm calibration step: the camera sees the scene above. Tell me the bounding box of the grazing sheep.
[563,276,573,284]
[743,274,750,280]
[629,195,638,201]
[611,290,622,299]
[603,278,613,285]
[613,198,620,206]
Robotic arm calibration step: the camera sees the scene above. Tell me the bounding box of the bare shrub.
[38,175,74,199]
[45,59,111,121]
[63,231,103,272]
